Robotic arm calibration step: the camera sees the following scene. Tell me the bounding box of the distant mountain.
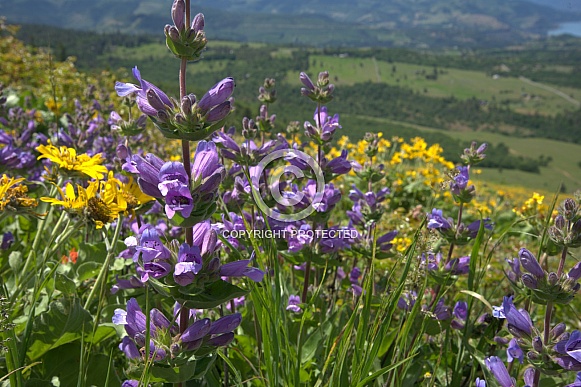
[2,0,581,48]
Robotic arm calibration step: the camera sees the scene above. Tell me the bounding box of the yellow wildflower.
[42,180,123,229]
[36,142,108,179]
[0,174,38,212]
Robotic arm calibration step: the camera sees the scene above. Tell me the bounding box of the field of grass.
[345,114,581,193]
[301,54,581,116]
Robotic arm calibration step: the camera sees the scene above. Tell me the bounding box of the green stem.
[83,216,123,310]
[20,184,57,278]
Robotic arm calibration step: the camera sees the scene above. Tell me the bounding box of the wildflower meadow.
[2,2,581,386]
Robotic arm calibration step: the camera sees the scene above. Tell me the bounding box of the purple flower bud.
[181,318,211,342]
[503,296,532,337]
[518,248,544,278]
[552,323,567,339]
[475,377,486,387]
[119,336,140,359]
[453,301,468,320]
[521,273,538,289]
[1,232,14,250]
[171,0,185,31]
[220,259,264,282]
[477,143,488,155]
[192,141,220,181]
[523,368,535,387]
[209,313,242,335]
[191,13,205,33]
[198,78,235,113]
[556,215,566,229]
[205,100,232,122]
[533,336,543,352]
[485,356,515,387]
[207,332,234,347]
[549,272,559,286]
[299,72,315,91]
[567,262,581,281]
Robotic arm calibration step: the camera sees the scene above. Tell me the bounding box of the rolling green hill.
[3,0,581,48]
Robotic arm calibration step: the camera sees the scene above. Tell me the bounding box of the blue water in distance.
[549,21,581,37]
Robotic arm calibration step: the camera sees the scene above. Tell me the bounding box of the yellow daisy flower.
[42,180,123,229]
[36,142,108,179]
[0,174,38,212]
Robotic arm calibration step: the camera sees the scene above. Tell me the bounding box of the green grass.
[299,55,581,116]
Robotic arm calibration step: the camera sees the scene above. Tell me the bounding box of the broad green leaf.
[27,297,92,360]
[76,262,102,282]
[55,273,76,295]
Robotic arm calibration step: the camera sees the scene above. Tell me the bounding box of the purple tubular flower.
[171,0,185,31]
[502,296,533,337]
[115,67,172,117]
[325,150,351,175]
[138,261,172,282]
[191,13,205,33]
[299,72,315,91]
[198,78,235,114]
[453,301,468,320]
[450,166,470,194]
[220,259,265,282]
[135,227,171,262]
[205,100,232,122]
[556,330,581,363]
[163,182,194,219]
[523,368,535,387]
[475,377,486,387]
[111,275,144,294]
[445,256,470,275]
[174,243,203,286]
[397,291,416,311]
[433,298,451,320]
[207,332,234,347]
[209,313,242,335]
[507,338,524,364]
[119,336,140,359]
[287,295,302,313]
[505,258,521,282]
[427,208,453,230]
[122,381,140,387]
[159,161,188,184]
[192,141,220,181]
[521,274,538,289]
[130,154,164,198]
[485,356,515,387]
[466,219,493,237]
[181,318,211,343]
[1,232,14,250]
[518,248,544,278]
[569,262,581,281]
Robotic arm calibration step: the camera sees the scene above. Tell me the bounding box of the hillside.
[3,0,581,48]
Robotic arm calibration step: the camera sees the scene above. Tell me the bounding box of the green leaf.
[76,242,108,266]
[129,361,200,383]
[84,324,117,345]
[180,280,248,309]
[301,321,332,364]
[192,355,217,379]
[55,273,76,295]
[26,297,92,361]
[40,343,120,387]
[76,262,102,282]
